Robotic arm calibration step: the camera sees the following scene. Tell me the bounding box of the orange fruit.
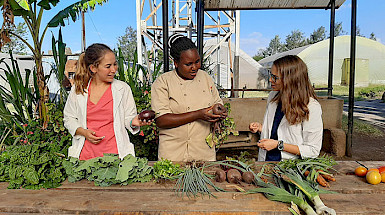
[366,171,382,185]
[367,168,379,173]
[381,173,385,183]
[355,166,367,177]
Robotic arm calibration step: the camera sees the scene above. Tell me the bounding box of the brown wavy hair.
[74,43,113,94]
[271,55,317,125]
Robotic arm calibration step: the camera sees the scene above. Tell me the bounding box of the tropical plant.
[50,27,68,106]
[0,51,38,126]
[0,0,108,128]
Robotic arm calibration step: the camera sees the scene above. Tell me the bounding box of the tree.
[308,26,326,44]
[117,26,137,61]
[356,25,364,37]
[0,0,108,127]
[334,22,346,37]
[285,30,306,50]
[1,22,28,54]
[369,32,377,41]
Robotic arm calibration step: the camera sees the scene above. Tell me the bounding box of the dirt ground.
[335,130,385,161]
[217,128,385,162]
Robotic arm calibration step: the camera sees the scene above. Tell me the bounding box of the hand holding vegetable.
[131,114,154,127]
[199,105,222,122]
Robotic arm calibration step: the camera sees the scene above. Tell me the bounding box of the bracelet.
[130,119,139,129]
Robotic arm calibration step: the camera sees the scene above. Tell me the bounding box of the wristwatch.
[277,140,284,151]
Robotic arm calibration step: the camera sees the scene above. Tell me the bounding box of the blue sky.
[10,0,385,56]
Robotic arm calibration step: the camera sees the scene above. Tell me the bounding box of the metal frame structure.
[136,0,239,92]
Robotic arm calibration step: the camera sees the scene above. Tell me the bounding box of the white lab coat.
[258,91,323,161]
[63,79,139,159]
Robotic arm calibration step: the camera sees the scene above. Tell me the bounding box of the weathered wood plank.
[0,161,384,214]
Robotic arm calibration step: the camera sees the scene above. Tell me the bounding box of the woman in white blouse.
[249,55,323,161]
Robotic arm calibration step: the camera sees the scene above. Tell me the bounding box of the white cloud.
[239,32,270,56]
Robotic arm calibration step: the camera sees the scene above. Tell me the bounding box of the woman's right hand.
[76,128,105,144]
[249,122,262,133]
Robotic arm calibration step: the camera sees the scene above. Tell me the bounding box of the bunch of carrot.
[278,155,337,188]
[304,169,336,187]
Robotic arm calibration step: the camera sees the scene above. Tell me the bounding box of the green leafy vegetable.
[62,154,154,187]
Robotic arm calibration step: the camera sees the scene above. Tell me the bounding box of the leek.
[277,167,336,215]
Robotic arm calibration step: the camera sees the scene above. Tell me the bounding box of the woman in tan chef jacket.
[151,34,224,162]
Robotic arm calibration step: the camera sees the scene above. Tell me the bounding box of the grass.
[315,84,385,102]
[341,114,384,137]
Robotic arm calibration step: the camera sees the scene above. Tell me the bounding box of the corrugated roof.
[204,0,346,10]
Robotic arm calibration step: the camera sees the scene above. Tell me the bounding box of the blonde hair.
[74,43,113,94]
[271,55,317,125]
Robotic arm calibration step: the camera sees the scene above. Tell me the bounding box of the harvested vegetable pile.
[153,158,184,180]
[278,155,337,187]
[62,154,153,186]
[175,161,224,199]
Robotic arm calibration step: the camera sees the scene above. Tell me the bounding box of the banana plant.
[51,27,68,107]
[0,0,108,127]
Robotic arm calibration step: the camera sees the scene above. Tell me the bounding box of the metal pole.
[234,10,240,98]
[81,11,86,52]
[327,0,335,97]
[346,0,357,157]
[162,0,169,72]
[136,0,143,66]
[216,11,221,85]
[175,0,180,28]
[196,0,204,58]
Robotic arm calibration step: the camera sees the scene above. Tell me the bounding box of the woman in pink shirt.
[63,43,152,160]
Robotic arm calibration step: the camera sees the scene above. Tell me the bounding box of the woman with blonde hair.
[249,55,323,161]
[63,43,151,160]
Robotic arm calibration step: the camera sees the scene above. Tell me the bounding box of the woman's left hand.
[257,139,278,151]
[131,115,154,127]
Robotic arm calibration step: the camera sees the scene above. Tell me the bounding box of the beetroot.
[215,169,226,183]
[226,169,242,184]
[242,171,255,184]
[138,110,155,121]
[212,103,227,115]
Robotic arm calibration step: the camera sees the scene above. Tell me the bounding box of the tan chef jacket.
[151,69,223,161]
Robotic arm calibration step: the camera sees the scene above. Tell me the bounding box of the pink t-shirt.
[79,84,118,160]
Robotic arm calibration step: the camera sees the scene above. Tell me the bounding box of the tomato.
[378,166,385,174]
[355,166,367,177]
[381,173,385,183]
[366,171,382,185]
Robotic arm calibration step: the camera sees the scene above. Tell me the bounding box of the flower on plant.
[23,139,27,144]
[22,124,28,128]
[139,130,144,136]
[144,90,149,95]
[27,131,34,135]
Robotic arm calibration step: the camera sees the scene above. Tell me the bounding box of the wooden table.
[0,161,384,214]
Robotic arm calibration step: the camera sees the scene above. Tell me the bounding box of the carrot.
[304,170,330,187]
[318,170,336,182]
